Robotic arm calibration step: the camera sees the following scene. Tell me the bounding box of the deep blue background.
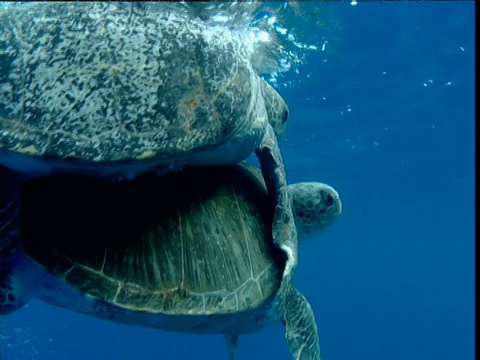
[0,2,474,360]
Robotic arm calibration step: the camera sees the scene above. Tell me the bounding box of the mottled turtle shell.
[0,3,283,169]
[20,164,285,315]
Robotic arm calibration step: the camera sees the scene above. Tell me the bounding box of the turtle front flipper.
[0,253,50,315]
[256,124,298,277]
[0,263,24,314]
[260,78,289,138]
[282,284,321,360]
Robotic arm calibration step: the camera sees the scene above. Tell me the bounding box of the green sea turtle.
[0,163,342,359]
[0,1,298,280]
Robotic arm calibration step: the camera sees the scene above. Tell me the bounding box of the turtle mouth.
[282,109,289,124]
[323,193,334,207]
[321,188,342,216]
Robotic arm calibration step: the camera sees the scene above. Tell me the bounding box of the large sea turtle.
[0,163,342,359]
[0,1,299,280]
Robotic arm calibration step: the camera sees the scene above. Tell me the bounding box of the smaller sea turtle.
[0,163,341,359]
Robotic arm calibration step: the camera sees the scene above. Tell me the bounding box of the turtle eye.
[282,109,289,124]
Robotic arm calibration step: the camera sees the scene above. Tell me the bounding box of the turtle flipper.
[0,253,49,314]
[224,334,239,360]
[0,263,24,314]
[260,78,289,138]
[256,124,298,277]
[283,284,320,360]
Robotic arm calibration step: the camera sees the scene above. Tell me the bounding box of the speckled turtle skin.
[0,163,342,359]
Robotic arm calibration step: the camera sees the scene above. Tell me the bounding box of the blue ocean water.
[0,2,474,360]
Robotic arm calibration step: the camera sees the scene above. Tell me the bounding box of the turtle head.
[260,78,289,138]
[288,182,342,239]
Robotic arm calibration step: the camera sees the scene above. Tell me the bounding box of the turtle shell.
[20,164,285,315]
[0,3,263,168]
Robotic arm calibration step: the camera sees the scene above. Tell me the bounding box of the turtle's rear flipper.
[283,284,320,360]
[0,262,25,314]
[224,334,239,360]
[0,252,48,315]
[256,124,298,277]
